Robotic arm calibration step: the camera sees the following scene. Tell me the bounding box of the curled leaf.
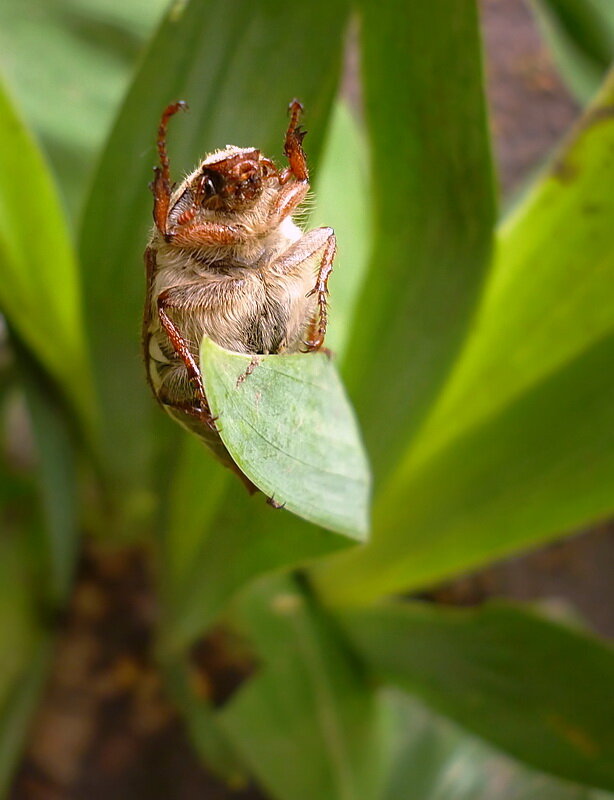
[200,337,370,540]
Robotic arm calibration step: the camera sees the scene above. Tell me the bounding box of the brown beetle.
[142,100,336,491]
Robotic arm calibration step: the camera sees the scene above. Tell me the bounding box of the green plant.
[0,0,613,797]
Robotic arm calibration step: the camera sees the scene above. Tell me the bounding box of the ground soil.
[9,545,263,800]
[9,1,612,797]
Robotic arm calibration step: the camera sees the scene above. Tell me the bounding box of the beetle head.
[197,148,271,211]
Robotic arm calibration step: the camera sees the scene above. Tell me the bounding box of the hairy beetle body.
[143,101,336,491]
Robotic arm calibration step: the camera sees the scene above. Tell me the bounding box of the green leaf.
[79,0,351,496]
[383,691,613,800]
[218,576,387,800]
[314,67,614,603]
[0,76,93,432]
[0,0,167,218]
[342,0,495,480]
[530,0,614,104]
[200,338,370,539]
[340,602,614,790]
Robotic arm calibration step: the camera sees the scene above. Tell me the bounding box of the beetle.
[142,99,336,492]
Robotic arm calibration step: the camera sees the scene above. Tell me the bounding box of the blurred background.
[0,0,612,797]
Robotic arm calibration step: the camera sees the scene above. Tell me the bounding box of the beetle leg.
[303,233,336,352]
[158,387,263,498]
[268,100,310,225]
[280,99,309,183]
[156,392,215,422]
[268,227,336,351]
[156,290,217,430]
[165,219,245,247]
[268,181,309,227]
[150,101,188,236]
[151,168,170,237]
[142,247,158,396]
[269,227,334,276]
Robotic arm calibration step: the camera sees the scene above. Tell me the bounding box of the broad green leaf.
[531,0,614,104]
[218,576,387,800]
[383,691,613,800]
[340,602,614,790]
[79,0,350,498]
[0,77,93,432]
[314,68,614,602]
[342,0,495,480]
[0,0,167,218]
[201,338,370,539]
[161,98,371,649]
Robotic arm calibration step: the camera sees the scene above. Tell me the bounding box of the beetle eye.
[200,168,224,198]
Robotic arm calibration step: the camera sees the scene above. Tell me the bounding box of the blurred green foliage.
[0,0,614,798]
[531,0,614,103]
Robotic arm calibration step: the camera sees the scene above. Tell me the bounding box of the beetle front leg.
[268,181,309,227]
[280,99,309,183]
[304,233,336,352]
[268,100,311,226]
[151,101,188,236]
[165,219,245,247]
